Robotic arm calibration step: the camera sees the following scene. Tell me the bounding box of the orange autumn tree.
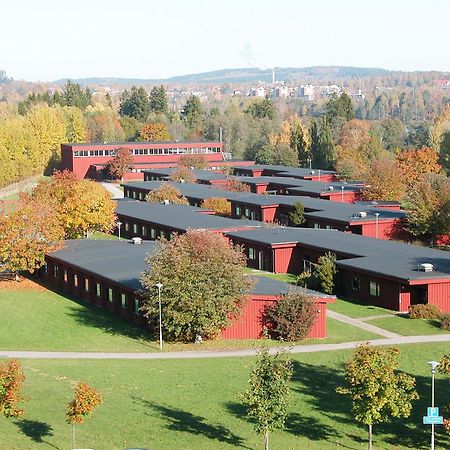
[168,167,197,183]
[439,355,450,434]
[178,153,208,169]
[0,360,26,419]
[0,201,63,279]
[28,171,116,238]
[145,184,189,205]
[105,147,134,181]
[66,383,102,449]
[397,146,441,189]
[225,179,251,193]
[201,197,231,216]
[138,123,171,141]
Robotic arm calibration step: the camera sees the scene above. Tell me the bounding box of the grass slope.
[0,344,448,449]
[328,297,395,318]
[0,285,379,353]
[367,316,450,336]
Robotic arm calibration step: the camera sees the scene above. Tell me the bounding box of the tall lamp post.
[374,213,380,239]
[308,157,312,170]
[341,186,345,203]
[427,360,440,450]
[155,283,163,350]
[117,221,122,240]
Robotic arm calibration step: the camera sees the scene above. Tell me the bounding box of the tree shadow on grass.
[291,359,450,449]
[14,419,58,448]
[133,396,251,449]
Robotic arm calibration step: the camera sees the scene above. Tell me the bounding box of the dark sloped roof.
[115,200,264,231]
[48,240,330,299]
[226,228,450,282]
[232,164,336,177]
[143,168,230,182]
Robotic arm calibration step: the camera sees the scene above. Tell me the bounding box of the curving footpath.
[1,334,450,360]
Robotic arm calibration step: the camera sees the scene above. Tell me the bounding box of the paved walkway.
[1,334,450,360]
[327,310,400,338]
[101,182,124,199]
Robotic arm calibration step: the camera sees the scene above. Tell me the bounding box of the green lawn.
[367,315,450,336]
[88,231,122,240]
[0,285,380,353]
[0,343,448,449]
[328,297,395,318]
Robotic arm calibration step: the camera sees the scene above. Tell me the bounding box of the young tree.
[105,147,134,181]
[309,252,337,294]
[0,360,26,419]
[178,153,208,169]
[290,117,311,166]
[168,167,196,183]
[149,85,168,115]
[66,383,102,449]
[201,197,231,216]
[140,230,252,341]
[288,201,306,226]
[119,86,150,122]
[337,344,419,450]
[145,184,189,205]
[311,118,335,170]
[240,347,292,450]
[0,201,63,279]
[225,179,251,192]
[262,291,318,341]
[138,123,171,141]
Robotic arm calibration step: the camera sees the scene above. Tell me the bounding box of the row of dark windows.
[44,263,141,313]
[351,276,381,297]
[73,147,221,157]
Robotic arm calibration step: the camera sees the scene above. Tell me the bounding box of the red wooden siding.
[221,295,329,339]
[428,282,450,311]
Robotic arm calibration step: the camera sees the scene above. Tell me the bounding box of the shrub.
[309,252,337,294]
[262,290,318,341]
[441,314,450,331]
[408,304,442,320]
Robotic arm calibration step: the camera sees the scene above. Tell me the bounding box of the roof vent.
[163,199,170,205]
[309,170,315,174]
[326,186,334,191]
[418,263,434,272]
[131,237,142,245]
[358,211,367,218]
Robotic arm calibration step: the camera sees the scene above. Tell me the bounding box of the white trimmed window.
[369,281,380,297]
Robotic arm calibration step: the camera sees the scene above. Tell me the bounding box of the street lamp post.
[155,283,163,350]
[318,169,321,181]
[117,221,122,240]
[428,360,440,450]
[341,186,345,203]
[374,213,379,239]
[308,157,312,170]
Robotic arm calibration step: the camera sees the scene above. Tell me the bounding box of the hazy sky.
[1,0,448,81]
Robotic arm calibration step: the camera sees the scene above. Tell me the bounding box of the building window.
[121,293,127,309]
[125,222,130,231]
[133,223,138,234]
[351,277,360,292]
[63,270,68,283]
[248,248,256,260]
[108,288,113,302]
[74,274,78,287]
[369,281,380,297]
[85,278,89,292]
[133,298,140,314]
[313,223,320,229]
[142,226,147,236]
[150,228,156,239]
[96,283,101,297]
[53,265,59,278]
[236,206,241,216]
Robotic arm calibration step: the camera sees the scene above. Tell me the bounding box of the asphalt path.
[1,334,449,360]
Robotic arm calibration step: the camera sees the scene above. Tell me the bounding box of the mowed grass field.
[0,282,381,353]
[0,344,448,449]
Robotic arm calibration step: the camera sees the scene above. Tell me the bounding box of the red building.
[40,239,333,340]
[226,228,450,313]
[61,141,232,180]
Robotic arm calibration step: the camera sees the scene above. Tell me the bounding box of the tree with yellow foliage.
[139,123,171,141]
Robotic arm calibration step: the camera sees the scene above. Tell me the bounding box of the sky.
[1,0,449,82]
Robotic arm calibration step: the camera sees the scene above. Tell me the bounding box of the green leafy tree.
[337,344,419,450]
[312,118,335,170]
[262,291,318,341]
[62,106,87,143]
[119,86,151,122]
[140,230,251,341]
[290,118,311,166]
[310,252,337,294]
[245,97,276,120]
[149,85,168,115]
[240,347,292,450]
[119,116,142,141]
[145,184,189,205]
[405,122,432,149]
[289,201,306,226]
[326,92,354,121]
[180,95,203,134]
[406,173,450,244]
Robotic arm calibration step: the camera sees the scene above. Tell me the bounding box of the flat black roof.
[115,200,264,231]
[121,182,405,224]
[143,168,230,182]
[232,164,336,177]
[226,228,450,283]
[49,240,331,299]
[63,140,222,147]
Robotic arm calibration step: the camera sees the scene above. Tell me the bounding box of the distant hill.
[53,66,397,86]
